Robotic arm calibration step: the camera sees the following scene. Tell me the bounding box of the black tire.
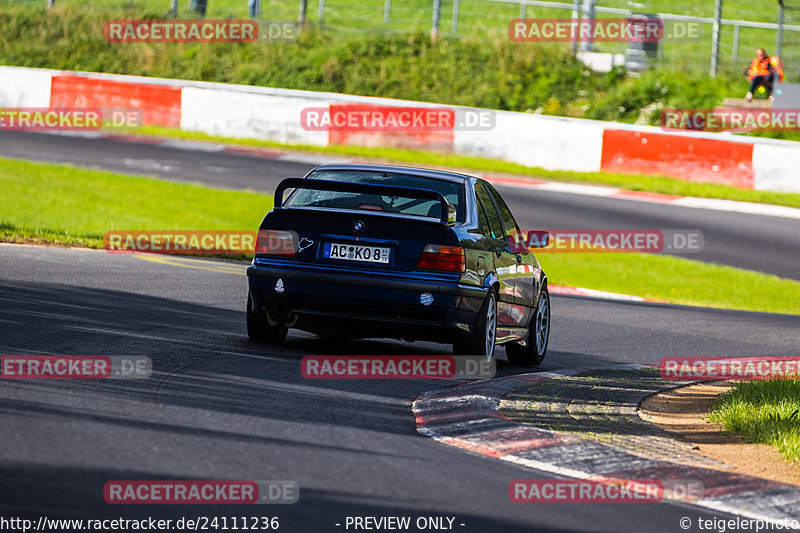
[452,289,497,360]
[247,294,288,344]
[505,288,550,366]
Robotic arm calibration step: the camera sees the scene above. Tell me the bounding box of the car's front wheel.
[453,289,497,360]
[247,294,288,344]
[505,288,550,366]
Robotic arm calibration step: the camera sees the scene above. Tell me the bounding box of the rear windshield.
[283,170,465,222]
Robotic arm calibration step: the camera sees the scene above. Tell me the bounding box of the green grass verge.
[537,253,800,315]
[0,156,271,249]
[709,380,800,464]
[1,156,798,315]
[136,125,800,209]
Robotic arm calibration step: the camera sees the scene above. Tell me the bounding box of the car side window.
[485,183,520,237]
[475,184,504,239]
[475,195,492,237]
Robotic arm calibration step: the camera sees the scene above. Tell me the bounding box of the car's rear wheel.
[505,288,550,366]
[247,294,288,344]
[453,289,497,360]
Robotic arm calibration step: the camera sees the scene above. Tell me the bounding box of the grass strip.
[0,156,271,249]
[709,379,800,464]
[537,253,800,316]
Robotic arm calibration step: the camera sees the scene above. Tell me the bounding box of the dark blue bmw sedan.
[246,164,551,365]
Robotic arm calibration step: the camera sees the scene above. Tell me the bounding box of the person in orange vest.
[745,48,784,102]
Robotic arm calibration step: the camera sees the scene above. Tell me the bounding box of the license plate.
[323,242,391,264]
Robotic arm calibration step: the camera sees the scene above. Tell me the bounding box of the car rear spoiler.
[274,178,455,224]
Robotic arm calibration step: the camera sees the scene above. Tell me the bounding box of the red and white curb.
[48,131,800,220]
[549,284,665,303]
[413,364,800,527]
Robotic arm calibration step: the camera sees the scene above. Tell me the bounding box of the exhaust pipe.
[262,297,297,327]
[274,300,289,317]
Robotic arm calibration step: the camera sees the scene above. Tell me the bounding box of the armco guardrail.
[1,65,798,193]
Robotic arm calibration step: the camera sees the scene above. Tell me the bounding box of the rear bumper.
[247,258,488,342]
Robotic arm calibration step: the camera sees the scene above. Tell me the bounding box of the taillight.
[416,244,465,272]
[255,229,296,257]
